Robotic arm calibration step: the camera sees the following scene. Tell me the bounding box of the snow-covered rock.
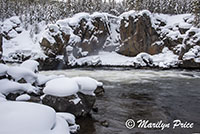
[20,60,39,72]
[43,77,79,97]
[0,79,37,95]
[7,66,37,84]
[0,64,9,77]
[0,101,74,134]
[16,94,31,101]
[72,77,103,96]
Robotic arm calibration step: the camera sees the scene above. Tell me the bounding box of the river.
[41,68,200,134]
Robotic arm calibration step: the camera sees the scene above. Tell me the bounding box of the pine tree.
[192,0,200,27]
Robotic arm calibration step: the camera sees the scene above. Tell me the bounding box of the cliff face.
[118,11,163,56]
[1,11,200,69]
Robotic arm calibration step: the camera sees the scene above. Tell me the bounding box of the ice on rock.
[43,77,79,97]
[0,101,72,134]
[16,94,31,101]
[72,77,103,96]
[20,60,39,72]
[0,64,9,76]
[7,66,37,84]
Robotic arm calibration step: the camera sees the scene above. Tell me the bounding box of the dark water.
[41,69,200,134]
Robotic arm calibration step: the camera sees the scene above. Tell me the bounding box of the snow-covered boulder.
[15,94,31,101]
[0,64,9,77]
[20,60,39,72]
[43,77,79,97]
[0,79,37,95]
[42,76,103,116]
[7,66,37,84]
[2,16,22,40]
[72,77,103,96]
[0,101,79,134]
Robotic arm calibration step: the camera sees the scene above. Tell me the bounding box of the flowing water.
[41,68,200,134]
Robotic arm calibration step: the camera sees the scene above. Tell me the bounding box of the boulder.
[42,92,96,117]
[179,59,200,69]
[40,24,71,58]
[37,57,67,71]
[118,12,163,57]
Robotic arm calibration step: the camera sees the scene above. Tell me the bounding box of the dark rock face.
[42,92,96,117]
[37,57,67,71]
[0,33,2,61]
[118,13,163,57]
[179,59,200,69]
[72,17,109,56]
[40,25,70,58]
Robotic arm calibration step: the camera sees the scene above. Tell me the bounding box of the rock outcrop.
[72,16,109,56]
[0,33,2,62]
[42,92,96,117]
[40,13,109,59]
[118,11,163,57]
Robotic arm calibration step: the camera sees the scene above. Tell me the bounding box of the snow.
[7,66,37,84]
[69,97,81,105]
[36,74,60,86]
[152,47,179,68]
[0,101,72,134]
[43,77,79,97]
[183,45,200,63]
[0,64,9,76]
[0,79,37,95]
[72,77,103,95]
[56,112,79,133]
[2,17,45,62]
[75,49,179,68]
[0,93,7,102]
[16,94,31,101]
[20,60,39,72]
[56,112,75,124]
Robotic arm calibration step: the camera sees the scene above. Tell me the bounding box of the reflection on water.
[41,69,200,134]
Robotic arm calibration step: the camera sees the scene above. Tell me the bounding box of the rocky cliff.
[1,11,200,69]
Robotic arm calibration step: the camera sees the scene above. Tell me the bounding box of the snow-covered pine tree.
[192,0,200,27]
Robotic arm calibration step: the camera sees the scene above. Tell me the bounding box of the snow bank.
[43,77,79,97]
[0,101,72,134]
[75,50,178,68]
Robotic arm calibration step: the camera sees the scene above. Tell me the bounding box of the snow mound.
[36,74,61,86]
[7,66,37,84]
[72,77,103,96]
[43,77,79,97]
[0,101,72,134]
[0,64,9,76]
[0,93,6,102]
[0,79,37,95]
[20,60,39,72]
[16,94,31,101]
